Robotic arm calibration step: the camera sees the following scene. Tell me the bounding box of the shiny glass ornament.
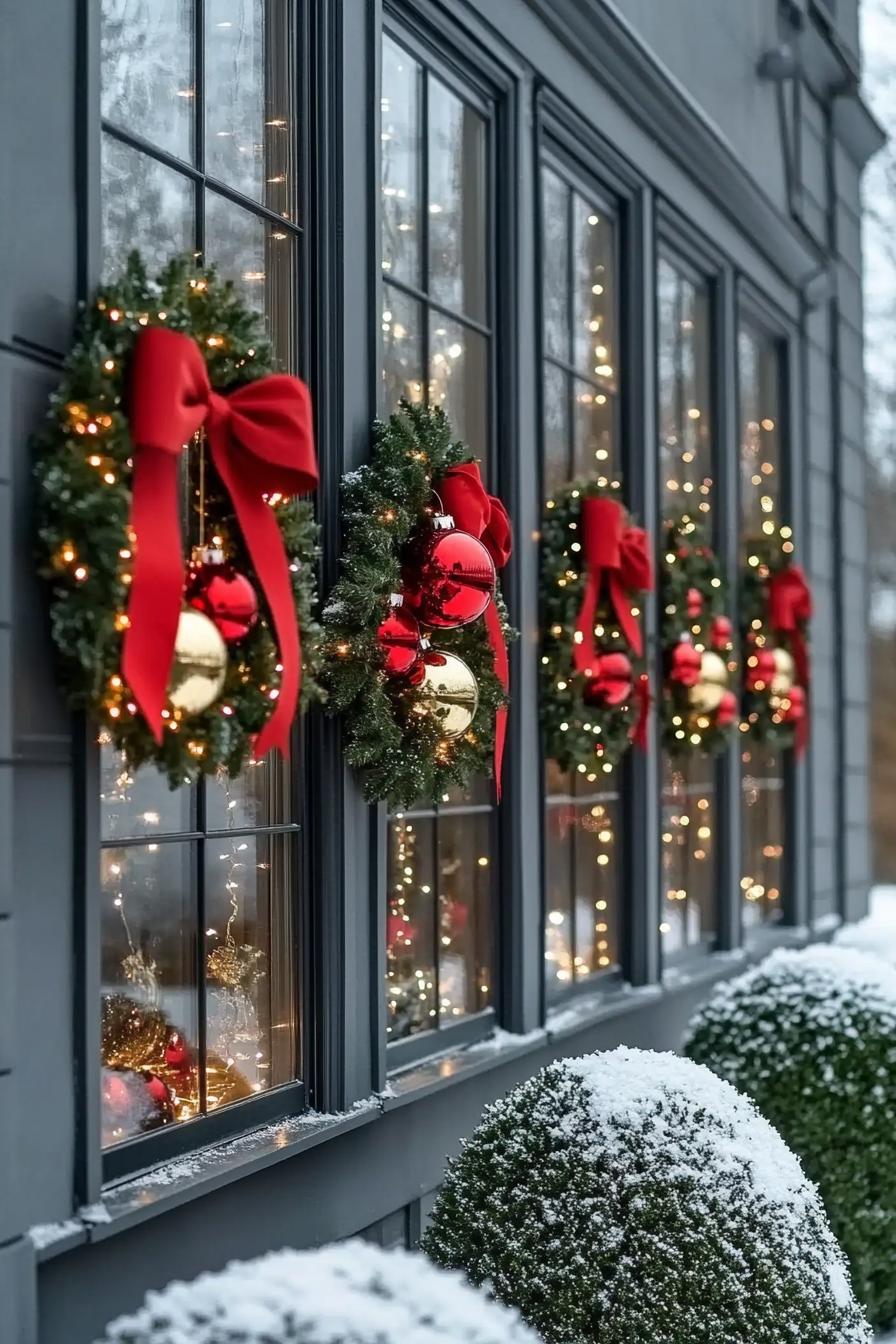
[710,614,733,649]
[417,651,479,738]
[583,651,632,707]
[716,688,739,726]
[167,610,227,715]
[771,646,795,696]
[186,553,259,643]
[407,525,496,629]
[669,640,702,687]
[745,647,776,690]
[377,602,423,678]
[690,650,728,712]
[686,586,704,618]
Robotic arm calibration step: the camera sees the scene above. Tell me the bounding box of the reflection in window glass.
[541,162,621,997]
[657,255,718,958]
[204,190,296,369]
[739,322,786,928]
[101,0,195,161]
[102,137,194,278]
[380,38,494,1045]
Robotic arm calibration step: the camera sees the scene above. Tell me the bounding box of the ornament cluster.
[741,525,811,752]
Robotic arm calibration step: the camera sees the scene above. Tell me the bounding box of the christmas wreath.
[741,525,811,752]
[322,401,514,808]
[34,254,320,787]
[540,477,652,777]
[660,516,737,755]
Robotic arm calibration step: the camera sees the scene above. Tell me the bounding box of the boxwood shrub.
[423,1046,869,1344]
[685,943,896,1332]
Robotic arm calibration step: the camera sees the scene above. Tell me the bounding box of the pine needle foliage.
[321,401,513,808]
[33,253,320,787]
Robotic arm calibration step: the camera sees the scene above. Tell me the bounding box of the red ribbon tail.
[574,572,600,675]
[630,675,651,751]
[121,449,185,742]
[792,632,809,691]
[485,600,509,800]
[610,572,643,656]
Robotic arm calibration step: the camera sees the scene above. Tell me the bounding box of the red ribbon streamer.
[574,496,652,674]
[630,673,651,751]
[439,462,513,799]
[768,564,812,756]
[123,326,318,759]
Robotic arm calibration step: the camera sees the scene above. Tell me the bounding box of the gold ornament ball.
[771,646,795,696]
[418,652,479,740]
[689,650,728,713]
[167,609,227,716]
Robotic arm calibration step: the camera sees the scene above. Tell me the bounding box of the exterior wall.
[0,1,879,1341]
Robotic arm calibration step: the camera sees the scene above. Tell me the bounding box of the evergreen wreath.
[660,515,737,756]
[741,524,810,750]
[34,253,320,787]
[322,400,514,808]
[540,477,649,778]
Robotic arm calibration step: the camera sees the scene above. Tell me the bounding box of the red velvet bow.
[768,563,811,756]
[574,495,652,674]
[122,326,318,759]
[439,461,513,798]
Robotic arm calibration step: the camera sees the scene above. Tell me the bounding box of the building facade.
[0,2,882,1340]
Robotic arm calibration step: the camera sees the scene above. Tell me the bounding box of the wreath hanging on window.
[34,253,321,788]
[321,400,514,808]
[741,525,811,752]
[540,477,653,777]
[660,516,738,755]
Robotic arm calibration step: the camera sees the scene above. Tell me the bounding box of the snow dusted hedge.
[98,1241,539,1344]
[423,1046,869,1344]
[685,944,896,1332]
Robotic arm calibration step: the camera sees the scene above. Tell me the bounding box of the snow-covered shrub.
[685,944,896,1332]
[423,1046,868,1344]
[97,1240,539,1344]
[833,890,896,964]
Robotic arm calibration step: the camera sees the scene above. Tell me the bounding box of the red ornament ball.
[387,912,417,948]
[782,685,806,722]
[686,587,704,619]
[745,647,776,691]
[406,528,495,629]
[711,615,733,649]
[187,560,259,643]
[716,689,738,727]
[164,1031,191,1072]
[583,651,632,708]
[669,641,702,688]
[377,606,422,678]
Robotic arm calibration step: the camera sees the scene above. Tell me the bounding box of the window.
[380,34,495,1048]
[99,0,303,1163]
[540,162,621,1000]
[657,253,718,957]
[738,320,787,929]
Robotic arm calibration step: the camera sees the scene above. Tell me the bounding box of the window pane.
[545,764,575,1000]
[428,79,487,322]
[658,258,712,521]
[542,168,569,362]
[204,191,296,370]
[387,815,437,1041]
[100,742,193,841]
[205,759,292,831]
[381,284,424,414]
[204,832,296,1104]
[739,326,783,541]
[543,363,569,500]
[741,743,786,929]
[573,781,621,977]
[437,811,493,1021]
[661,757,717,955]
[573,194,616,389]
[205,0,295,218]
[101,0,195,162]
[572,378,615,476]
[429,315,488,460]
[101,842,198,1146]
[381,37,420,287]
[102,136,194,278]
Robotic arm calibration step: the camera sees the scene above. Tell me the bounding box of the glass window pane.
[101,842,198,1146]
[205,759,292,831]
[658,258,713,522]
[204,832,296,1105]
[437,812,493,1021]
[382,284,424,414]
[573,782,621,977]
[739,326,783,543]
[100,742,193,841]
[204,191,296,370]
[545,766,575,1000]
[428,79,487,322]
[205,0,295,218]
[573,195,616,389]
[101,0,195,162]
[542,168,569,362]
[102,136,194,278]
[429,315,488,460]
[661,757,717,955]
[381,37,420,287]
[741,743,785,929]
[387,814,437,1041]
[573,378,615,476]
[543,363,569,500]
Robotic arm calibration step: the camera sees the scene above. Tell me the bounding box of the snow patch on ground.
[834,886,896,963]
